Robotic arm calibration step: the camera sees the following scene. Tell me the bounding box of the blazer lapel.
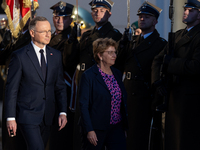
[26,43,45,82]
[93,65,110,91]
[111,67,124,93]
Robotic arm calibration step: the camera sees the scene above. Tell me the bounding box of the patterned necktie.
[39,49,46,80]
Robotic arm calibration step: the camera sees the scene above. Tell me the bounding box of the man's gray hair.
[29,16,48,31]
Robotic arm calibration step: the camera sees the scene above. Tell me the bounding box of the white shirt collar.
[96,26,102,30]
[31,41,46,52]
[31,41,47,64]
[187,26,194,31]
[22,29,28,35]
[141,31,153,39]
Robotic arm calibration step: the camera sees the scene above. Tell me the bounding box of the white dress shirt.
[7,42,66,121]
[141,31,153,39]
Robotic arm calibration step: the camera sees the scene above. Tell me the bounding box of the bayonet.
[76,0,81,41]
[127,0,133,41]
[30,0,34,19]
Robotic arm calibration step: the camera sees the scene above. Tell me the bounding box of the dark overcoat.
[152,23,200,150]
[78,21,122,79]
[48,26,77,150]
[123,29,167,150]
[49,26,78,77]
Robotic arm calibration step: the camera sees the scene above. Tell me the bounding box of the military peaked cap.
[50,1,74,16]
[184,0,200,9]
[137,1,162,19]
[89,0,114,11]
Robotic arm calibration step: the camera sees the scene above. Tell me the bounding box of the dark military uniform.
[123,29,167,150]
[78,21,122,79]
[72,21,122,150]
[47,2,77,150]
[49,27,71,50]
[0,28,5,43]
[47,26,78,150]
[48,26,78,77]
[1,30,31,150]
[152,23,200,150]
[0,31,31,65]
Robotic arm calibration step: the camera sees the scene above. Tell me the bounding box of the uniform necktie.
[182,29,188,36]
[39,49,46,80]
[139,35,144,43]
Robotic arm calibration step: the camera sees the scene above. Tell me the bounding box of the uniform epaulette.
[82,29,92,38]
[161,38,166,42]
[113,28,120,33]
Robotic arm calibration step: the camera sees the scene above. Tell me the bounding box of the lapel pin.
[50,53,53,55]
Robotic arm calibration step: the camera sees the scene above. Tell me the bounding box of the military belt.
[125,72,144,81]
[80,63,86,71]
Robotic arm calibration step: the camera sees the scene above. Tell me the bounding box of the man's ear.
[29,29,34,38]
[70,17,73,24]
[197,11,200,20]
[108,11,112,18]
[153,18,158,26]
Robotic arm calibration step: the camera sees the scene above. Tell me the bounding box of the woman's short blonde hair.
[93,38,118,64]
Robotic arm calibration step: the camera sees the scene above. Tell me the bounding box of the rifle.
[30,0,35,19]
[156,0,175,112]
[127,0,133,41]
[148,1,175,150]
[76,0,81,41]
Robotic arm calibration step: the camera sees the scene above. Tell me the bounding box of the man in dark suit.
[152,0,200,149]
[119,2,167,150]
[0,17,33,150]
[5,16,67,150]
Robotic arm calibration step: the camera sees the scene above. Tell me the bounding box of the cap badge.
[59,2,64,9]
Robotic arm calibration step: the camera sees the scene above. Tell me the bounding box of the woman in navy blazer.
[79,38,128,150]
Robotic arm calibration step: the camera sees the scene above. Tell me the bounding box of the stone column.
[173,0,186,31]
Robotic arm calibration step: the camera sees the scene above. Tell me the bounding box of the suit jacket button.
[132,93,135,95]
[43,98,46,100]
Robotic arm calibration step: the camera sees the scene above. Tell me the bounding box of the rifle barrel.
[127,0,130,28]
[76,0,79,23]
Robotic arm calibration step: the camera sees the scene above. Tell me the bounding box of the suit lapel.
[26,43,45,82]
[46,46,54,82]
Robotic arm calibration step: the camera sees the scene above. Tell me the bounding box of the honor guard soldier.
[77,0,122,79]
[120,2,167,150]
[66,0,122,149]
[47,2,77,150]
[152,0,200,150]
